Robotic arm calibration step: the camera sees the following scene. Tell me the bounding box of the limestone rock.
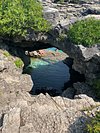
[2,108,20,133]
[43,7,60,26]
[62,44,100,85]
[0,50,99,133]
[1,1,99,88]
[0,49,33,108]
[0,93,99,133]
[0,1,100,133]
[0,53,8,72]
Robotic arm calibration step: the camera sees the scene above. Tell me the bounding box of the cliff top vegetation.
[0,0,50,37]
[67,18,100,47]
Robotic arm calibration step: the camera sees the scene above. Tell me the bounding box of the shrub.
[14,59,23,68]
[0,0,50,37]
[67,18,100,47]
[87,112,100,133]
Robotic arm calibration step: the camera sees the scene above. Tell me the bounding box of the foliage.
[92,79,100,99]
[3,51,11,57]
[14,59,23,68]
[0,0,50,37]
[87,112,100,133]
[67,18,100,47]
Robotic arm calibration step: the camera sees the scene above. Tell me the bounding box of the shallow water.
[29,49,70,94]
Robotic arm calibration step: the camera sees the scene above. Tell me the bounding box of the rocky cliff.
[1,0,99,88]
[0,0,100,133]
[0,49,100,133]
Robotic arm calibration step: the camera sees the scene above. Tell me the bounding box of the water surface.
[29,48,70,95]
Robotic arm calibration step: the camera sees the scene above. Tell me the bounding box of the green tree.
[67,18,100,47]
[0,0,50,37]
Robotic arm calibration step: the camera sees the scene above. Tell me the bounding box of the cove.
[28,48,70,96]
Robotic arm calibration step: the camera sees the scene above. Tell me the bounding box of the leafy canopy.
[67,18,100,47]
[0,0,50,37]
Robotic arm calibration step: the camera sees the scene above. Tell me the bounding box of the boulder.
[2,108,20,133]
[0,93,99,133]
[0,48,100,133]
[43,7,60,26]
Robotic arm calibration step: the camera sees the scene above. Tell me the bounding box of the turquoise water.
[46,47,57,51]
[29,49,70,94]
[46,47,63,52]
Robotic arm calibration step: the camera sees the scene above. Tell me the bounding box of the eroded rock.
[0,1,100,133]
[0,93,99,133]
[2,108,20,133]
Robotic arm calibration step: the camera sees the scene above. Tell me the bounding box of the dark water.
[29,49,70,94]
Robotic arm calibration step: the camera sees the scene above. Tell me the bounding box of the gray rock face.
[0,49,32,105]
[0,92,100,133]
[73,82,96,98]
[0,52,9,72]
[2,108,20,133]
[51,41,100,86]
[3,1,99,86]
[0,1,100,132]
[0,48,100,133]
[43,7,60,26]
[41,0,100,27]
[67,44,100,84]
[62,87,76,98]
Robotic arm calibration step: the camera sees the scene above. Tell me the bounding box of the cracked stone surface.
[0,1,100,132]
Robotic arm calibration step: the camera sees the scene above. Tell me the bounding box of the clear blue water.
[46,47,63,52]
[30,48,70,94]
[46,47,57,51]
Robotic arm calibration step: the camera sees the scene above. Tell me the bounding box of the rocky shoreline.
[0,43,100,133]
[0,0,100,132]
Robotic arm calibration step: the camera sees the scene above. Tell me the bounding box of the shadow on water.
[24,56,86,97]
[26,59,70,96]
